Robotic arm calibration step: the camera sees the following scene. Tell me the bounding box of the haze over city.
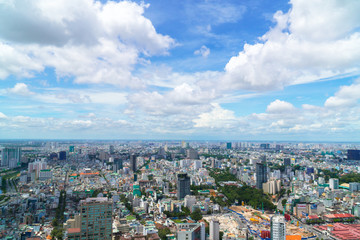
[1,0,360,141]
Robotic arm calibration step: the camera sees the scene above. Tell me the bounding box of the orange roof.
[286,235,301,240]
[70,173,77,177]
[80,172,99,175]
[46,235,52,239]
[67,228,81,234]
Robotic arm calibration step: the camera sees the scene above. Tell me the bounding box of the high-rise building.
[347,150,360,160]
[69,146,75,153]
[59,151,67,160]
[256,162,267,190]
[130,154,137,172]
[177,223,205,240]
[79,197,113,239]
[226,142,232,149]
[186,149,199,159]
[177,173,191,200]
[114,158,123,171]
[209,220,220,240]
[349,182,360,192]
[271,215,286,240]
[329,178,339,190]
[1,147,21,169]
[109,145,115,154]
[284,158,291,167]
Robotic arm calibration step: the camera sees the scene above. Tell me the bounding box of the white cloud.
[0,0,175,86]
[194,45,210,58]
[324,81,360,108]
[193,103,238,129]
[0,112,7,119]
[266,99,296,113]
[223,0,360,91]
[7,83,34,96]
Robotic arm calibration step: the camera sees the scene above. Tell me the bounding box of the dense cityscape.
[1,0,360,239]
[1,140,360,240]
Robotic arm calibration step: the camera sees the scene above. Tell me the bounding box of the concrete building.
[256,162,267,190]
[1,147,21,169]
[177,223,205,240]
[329,178,339,190]
[186,148,199,159]
[271,215,286,240]
[177,173,191,200]
[209,219,220,240]
[79,197,113,239]
[349,182,360,192]
[130,154,137,172]
[263,180,281,194]
[184,195,197,209]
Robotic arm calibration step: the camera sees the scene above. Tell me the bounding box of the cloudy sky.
[1,0,360,141]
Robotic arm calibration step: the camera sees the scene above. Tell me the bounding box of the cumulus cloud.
[0,0,175,87]
[7,83,34,96]
[194,45,210,58]
[266,99,296,113]
[193,103,238,129]
[223,0,360,91]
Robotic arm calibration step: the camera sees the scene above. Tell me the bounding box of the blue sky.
[1,0,360,141]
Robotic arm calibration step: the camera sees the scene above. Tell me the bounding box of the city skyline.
[1,0,360,141]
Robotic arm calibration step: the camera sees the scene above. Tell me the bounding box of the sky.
[1,0,360,141]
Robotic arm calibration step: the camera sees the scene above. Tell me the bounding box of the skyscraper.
[1,147,21,169]
[256,162,267,190]
[347,150,360,160]
[329,178,339,190]
[284,158,291,167]
[79,197,113,239]
[271,215,286,240]
[177,173,191,200]
[59,151,67,160]
[209,220,220,240]
[226,142,232,149]
[130,154,137,172]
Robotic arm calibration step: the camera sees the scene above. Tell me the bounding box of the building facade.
[79,197,113,240]
[177,173,191,200]
[271,215,286,240]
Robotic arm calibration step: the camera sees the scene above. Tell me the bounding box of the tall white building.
[209,219,220,240]
[271,215,286,240]
[329,178,339,190]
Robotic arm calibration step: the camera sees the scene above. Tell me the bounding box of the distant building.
[260,143,270,149]
[69,146,75,153]
[130,154,137,172]
[177,223,205,240]
[114,158,123,171]
[226,142,232,149]
[256,162,267,190]
[349,182,360,192]
[109,145,115,154]
[186,149,199,159]
[59,151,66,160]
[209,220,220,240]
[1,147,21,169]
[347,150,360,160]
[271,215,286,240]
[263,180,281,195]
[177,173,191,200]
[284,158,291,166]
[329,178,339,190]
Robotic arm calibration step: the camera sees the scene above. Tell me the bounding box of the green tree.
[190,208,203,221]
[282,199,287,207]
[158,227,171,240]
